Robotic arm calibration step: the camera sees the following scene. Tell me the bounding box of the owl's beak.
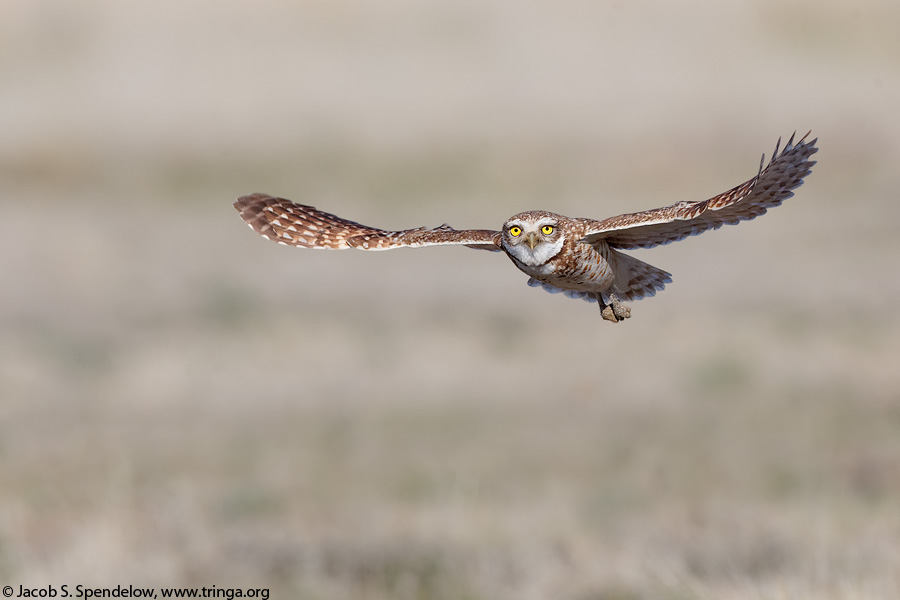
[524,232,539,249]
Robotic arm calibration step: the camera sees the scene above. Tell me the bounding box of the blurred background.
[2,0,899,598]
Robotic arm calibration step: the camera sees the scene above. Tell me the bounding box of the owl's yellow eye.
[541,225,554,235]
[509,226,522,237]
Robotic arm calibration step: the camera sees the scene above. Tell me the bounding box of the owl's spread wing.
[234,193,502,251]
[579,132,818,250]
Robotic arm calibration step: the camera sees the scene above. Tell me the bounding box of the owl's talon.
[600,294,631,323]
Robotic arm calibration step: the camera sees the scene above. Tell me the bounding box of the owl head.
[501,211,566,266]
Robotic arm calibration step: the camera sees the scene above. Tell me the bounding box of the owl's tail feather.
[609,249,672,302]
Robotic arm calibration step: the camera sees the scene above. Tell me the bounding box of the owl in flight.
[235,133,817,322]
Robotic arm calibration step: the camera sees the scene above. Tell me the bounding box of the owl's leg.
[599,292,631,323]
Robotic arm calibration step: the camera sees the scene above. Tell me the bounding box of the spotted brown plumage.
[233,194,501,251]
[580,132,818,249]
[235,133,818,322]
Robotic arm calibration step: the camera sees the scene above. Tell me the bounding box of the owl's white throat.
[506,236,564,267]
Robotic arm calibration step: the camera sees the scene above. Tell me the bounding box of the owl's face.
[501,212,565,266]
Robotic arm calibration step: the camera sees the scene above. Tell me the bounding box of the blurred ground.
[1,1,900,598]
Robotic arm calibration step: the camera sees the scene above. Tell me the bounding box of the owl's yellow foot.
[600,294,631,323]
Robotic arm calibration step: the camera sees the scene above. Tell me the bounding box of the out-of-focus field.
[2,1,899,598]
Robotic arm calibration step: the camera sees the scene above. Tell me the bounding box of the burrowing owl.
[235,133,817,322]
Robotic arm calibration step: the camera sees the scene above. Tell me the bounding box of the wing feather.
[234,193,501,251]
[580,132,818,249]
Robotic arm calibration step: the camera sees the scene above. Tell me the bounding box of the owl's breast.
[511,239,616,292]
